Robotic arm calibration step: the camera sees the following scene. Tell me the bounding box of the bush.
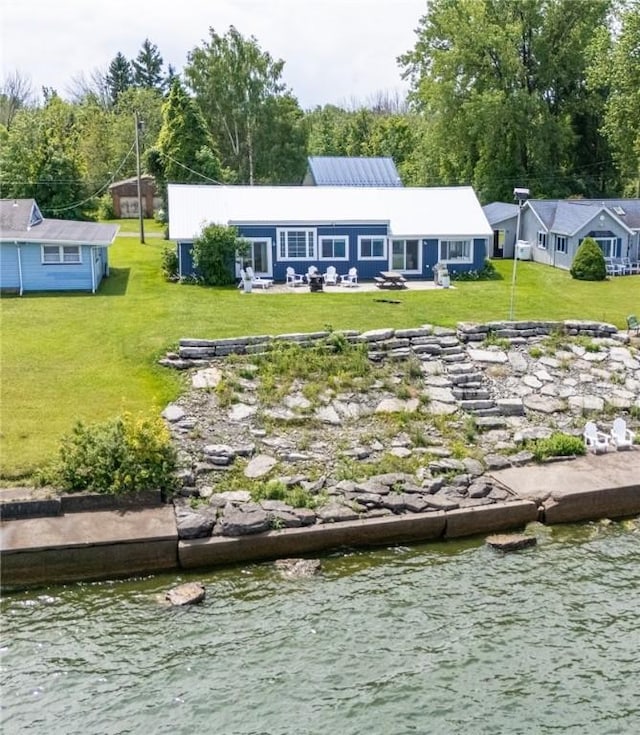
[161,246,179,280]
[570,237,606,281]
[451,259,501,281]
[39,414,177,495]
[192,223,249,286]
[96,193,115,220]
[528,432,586,461]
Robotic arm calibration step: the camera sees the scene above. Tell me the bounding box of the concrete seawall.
[1,453,639,590]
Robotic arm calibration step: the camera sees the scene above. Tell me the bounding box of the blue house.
[0,199,118,295]
[168,184,492,282]
[484,198,640,268]
[302,156,403,187]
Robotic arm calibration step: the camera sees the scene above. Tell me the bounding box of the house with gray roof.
[483,198,640,269]
[0,199,118,295]
[303,156,403,187]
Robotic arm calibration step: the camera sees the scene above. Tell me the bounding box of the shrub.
[192,223,249,286]
[161,246,179,280]
[96,193,115,220]
[451,259,501,281]
[528,432,586,461]
[570,237,606,281]
[39,413,177,494]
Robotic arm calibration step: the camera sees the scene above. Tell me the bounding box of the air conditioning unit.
[515,240,532,260]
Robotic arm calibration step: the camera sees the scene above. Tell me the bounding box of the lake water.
[2,520,639,735]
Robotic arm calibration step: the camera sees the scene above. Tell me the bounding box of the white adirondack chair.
[610,417,635,450]
[323,265,338,285]
[583,421,610,453]
[286,267,305,287]
[340,267,358,287]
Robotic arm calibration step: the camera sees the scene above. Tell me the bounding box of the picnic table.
[374,271,407,289]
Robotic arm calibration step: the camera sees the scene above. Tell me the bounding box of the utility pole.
[509,187,530,320]
[134,111,145,244]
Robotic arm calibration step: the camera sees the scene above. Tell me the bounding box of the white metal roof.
[168,184,493,240]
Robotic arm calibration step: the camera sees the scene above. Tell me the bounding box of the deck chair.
[245,266,273,289]
[286,267,305,287]
[627,314,639,335]
[340,267,358,287]
[610,417,635,450]
[583,421,610,454]
[323,265,338,285]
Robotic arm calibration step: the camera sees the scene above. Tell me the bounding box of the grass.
[1,236,638,479]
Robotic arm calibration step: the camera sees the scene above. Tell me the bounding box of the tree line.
[0,1,638,220]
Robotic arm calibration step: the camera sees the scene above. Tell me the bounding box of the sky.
[1,0,427,109]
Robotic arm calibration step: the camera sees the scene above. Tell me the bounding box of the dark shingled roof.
[0,199,118,245]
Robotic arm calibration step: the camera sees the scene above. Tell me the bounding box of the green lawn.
[1,237,638,479]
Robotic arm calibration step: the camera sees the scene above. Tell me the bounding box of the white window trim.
[390,238,422,273]
[537,231,548,250]
[41,244,82,265]
[357,235,387,261]
[438,238,473,265]
[594,237,616,258]
[555,235,567,254]
[319,235,349,261]
[276,228,316,261]
[243,237,273,276]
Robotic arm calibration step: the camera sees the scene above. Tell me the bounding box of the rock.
[275,558,322,578]
[162,404,185,422]
[468,349,508,364]
[316,502,360,523]
[429,458,465,474]
[245,454,277,478]
[174,504,216,539]
[165,582,206,606]
[315,405,342,425]
[192,367,222,388]
[484,453,511,470]
[375,398,419,414]
[229,403,258,421]
[220,506,271,536]
[486,534,537,552]
[523,395,567,414]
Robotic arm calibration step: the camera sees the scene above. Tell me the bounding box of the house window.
[537,231,548,250]
[319,236,348,260]
[277,229,315,259]
[594,237,616,258]
[358,236,386,260]
[555,235,567,254]
[42,245,81,264]
[440,239,472,263]
[245,239,271,274]
[391,239,420,271]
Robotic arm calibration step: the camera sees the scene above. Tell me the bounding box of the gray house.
[484,199,640,269]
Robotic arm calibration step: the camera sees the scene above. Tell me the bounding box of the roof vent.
[613,205,625,216]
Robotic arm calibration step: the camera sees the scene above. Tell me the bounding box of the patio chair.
[323,265,338,286]
[340,267,358,287]
[605,258,623,277]
[583,421,610,454]
[286,267,305,287]
[627,314,639,335]
[610,417,635,450]
[245,266,273,289]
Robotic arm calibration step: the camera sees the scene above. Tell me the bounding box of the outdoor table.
[375,271,407,289]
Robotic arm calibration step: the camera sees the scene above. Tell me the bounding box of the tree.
[132,39,165,91]
[146,79,225,207]
[399,0,614,201]
[192,223,248,285]
[185,25,306,184]
[570,236,606,280]
[106,52,134,104]
[587,3,640,196]
[0,71,34,129]
[68,67,112,109]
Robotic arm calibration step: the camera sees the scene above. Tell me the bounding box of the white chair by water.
[246,266,273,289]
[340,267,358,287]
[323,265,338,285]
[610,417,635,450]
[583,421,610,453]
[286,267,305,287]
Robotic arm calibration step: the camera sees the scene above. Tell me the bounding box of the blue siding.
[177,226,487,282]
[0,244,21,290]
[6,242,103,292]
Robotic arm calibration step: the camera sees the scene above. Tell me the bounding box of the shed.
[108,174,161,218]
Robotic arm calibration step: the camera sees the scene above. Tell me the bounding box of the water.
[2,521,639,735]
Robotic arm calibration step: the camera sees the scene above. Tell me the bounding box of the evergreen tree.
[132,39,164,91]
[106,52,134,104]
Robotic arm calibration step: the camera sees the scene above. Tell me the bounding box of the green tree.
[399,0,614,201]
[192,223,248,285]
[185,25,306,184]
[0,70,34,129]
[132,39,165,91]
[588,3,640,196]
[106,52,134,104]
[146,79,225,207]
[570,236,606,281]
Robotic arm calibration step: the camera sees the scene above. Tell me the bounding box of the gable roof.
[482,202,519,226]
[0,199,118,246]
[168,184,492,240]
[306,156,403,186]
[527,199,640,235]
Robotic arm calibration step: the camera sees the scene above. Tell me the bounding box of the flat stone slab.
[489,451,640,523]
[486,533,537,552]
[165,582,206,606]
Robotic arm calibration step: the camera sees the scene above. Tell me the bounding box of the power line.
[161,152,225,185]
